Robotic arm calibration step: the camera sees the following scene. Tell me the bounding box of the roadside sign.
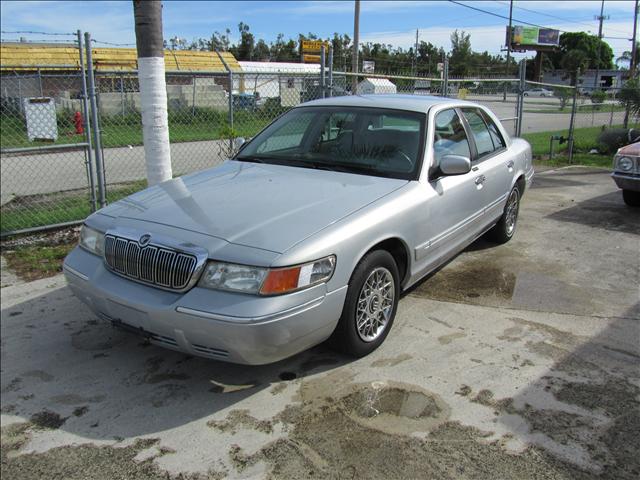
[362,60,375,73]
[437,62,444,72]
[302,40,329,52]
[302,54,321,63]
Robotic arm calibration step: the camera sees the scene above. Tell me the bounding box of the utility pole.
[593,0,607,90]
[412,29,419,77]
[352,0,360,93]
[133,0,172,186]
[631,0,639,77]
[503,0,513,101]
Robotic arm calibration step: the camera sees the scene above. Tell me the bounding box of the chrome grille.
[104,235,197,291]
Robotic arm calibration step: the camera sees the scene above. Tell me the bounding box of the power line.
[447,1,569,32]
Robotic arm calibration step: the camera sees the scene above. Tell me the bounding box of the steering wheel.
[388,148,414,172]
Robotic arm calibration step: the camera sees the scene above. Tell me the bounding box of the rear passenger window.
[462,109,494,159]
[433,109,471,164]
[482,112,506,150]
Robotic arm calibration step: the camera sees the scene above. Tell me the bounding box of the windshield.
[236,106,426,180]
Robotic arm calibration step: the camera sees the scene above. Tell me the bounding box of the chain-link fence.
[1,71,96,234]
[2,42,638,236]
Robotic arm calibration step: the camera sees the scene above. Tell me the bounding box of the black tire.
[329,250,400,357]
[488,185,521,244]
[622,189,640,207]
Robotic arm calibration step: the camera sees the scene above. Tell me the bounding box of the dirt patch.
[410,261,516,303]
[0,426,216,480]
[554,378,640,419]
[208,409,274,434]
[29,410,67,430]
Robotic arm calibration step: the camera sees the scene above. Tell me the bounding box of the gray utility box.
[23,97,58,142]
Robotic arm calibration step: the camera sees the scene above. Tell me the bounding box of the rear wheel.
[622,189,640,207]
[488,185,520,244]
[330,250,399,357]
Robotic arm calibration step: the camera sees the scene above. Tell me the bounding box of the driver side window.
[433,109,471,165]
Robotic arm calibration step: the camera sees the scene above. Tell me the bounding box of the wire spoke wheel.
[356,267,395,342]
[504,188,519,237]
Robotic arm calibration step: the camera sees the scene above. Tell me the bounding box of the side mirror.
[439,154,471,175]
[234,137,246,149]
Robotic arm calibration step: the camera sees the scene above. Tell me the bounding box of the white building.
[356,78,397,95]
[236,61,321,106]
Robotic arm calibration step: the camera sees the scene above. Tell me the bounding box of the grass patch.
[523,105,625,114]
[1,180,146,234]
[3,242,75,281]
[1,109,275,149]
[522,124,622,168]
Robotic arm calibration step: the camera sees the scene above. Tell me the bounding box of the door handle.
[506,160,515,169]
[475,175,486,185]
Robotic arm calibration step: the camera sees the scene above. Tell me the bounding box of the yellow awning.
[0,44,241,72]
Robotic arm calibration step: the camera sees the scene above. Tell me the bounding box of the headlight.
[198,255,336,295]
[79,225,105,256]
[616,156,634,172]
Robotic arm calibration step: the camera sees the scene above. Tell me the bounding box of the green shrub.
[596,127,640,154]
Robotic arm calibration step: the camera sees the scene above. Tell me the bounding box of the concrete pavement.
[1,168,639,479]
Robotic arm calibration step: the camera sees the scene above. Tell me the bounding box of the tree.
[616,44,640,70]
[233,22,255,60]
[560,49,589,86]
[253,39,270,61]
[449,30,472,77]
[550,32,614,71]
[133,0,172,186]
[620,78,640,126]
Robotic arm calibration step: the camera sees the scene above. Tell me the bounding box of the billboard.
[509,25,560,48]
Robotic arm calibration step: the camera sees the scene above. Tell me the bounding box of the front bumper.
[612,172,640,192]
[63,247,347,364]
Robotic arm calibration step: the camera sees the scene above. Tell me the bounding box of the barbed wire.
[1,30,75,36]
[91,39,136,47]
[1,37,78,44]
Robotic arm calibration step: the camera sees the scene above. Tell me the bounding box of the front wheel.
[329,250,399,357]
[488,185,520,244]
[622,189,640,207]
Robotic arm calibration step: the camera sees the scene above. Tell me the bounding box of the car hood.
[617,141,640,156]
[100,160,407,254]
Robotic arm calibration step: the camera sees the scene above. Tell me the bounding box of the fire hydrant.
[74,111,84,134]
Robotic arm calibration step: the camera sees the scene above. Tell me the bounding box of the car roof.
[299,94,477,114]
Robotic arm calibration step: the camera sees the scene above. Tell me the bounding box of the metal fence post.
[330,54,334,94]
[191,74,196,118]
[85,32,107,208]
[77,30,97,212]
[567,86,578,164]
[516,59,526,137]
[37,68,43,97]
[216,51,234,151]
[442,57,449,97]
[320,45,326,99]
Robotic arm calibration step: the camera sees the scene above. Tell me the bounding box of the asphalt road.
[0,96,624,205]
[1,168,639,479]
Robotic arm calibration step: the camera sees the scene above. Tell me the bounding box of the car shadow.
[493,304,640,478]
[546,191,640,235]
[0,285,353,440]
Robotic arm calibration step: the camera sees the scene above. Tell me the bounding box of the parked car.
[523,87,553,97]
[612,141,640,206]
[63,95,534,364]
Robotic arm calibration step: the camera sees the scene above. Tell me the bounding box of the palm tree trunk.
[133,0,172,185]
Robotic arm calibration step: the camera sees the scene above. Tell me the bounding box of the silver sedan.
[63,95,534,364]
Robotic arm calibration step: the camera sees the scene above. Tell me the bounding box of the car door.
[460,108,513,225]
[413,108,485,273]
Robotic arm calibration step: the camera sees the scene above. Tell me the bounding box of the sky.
[0,1,636,64]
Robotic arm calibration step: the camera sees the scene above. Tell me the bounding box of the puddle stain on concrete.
[370,353,413,367]
[438,332,467,345]
[410,261,517,303]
